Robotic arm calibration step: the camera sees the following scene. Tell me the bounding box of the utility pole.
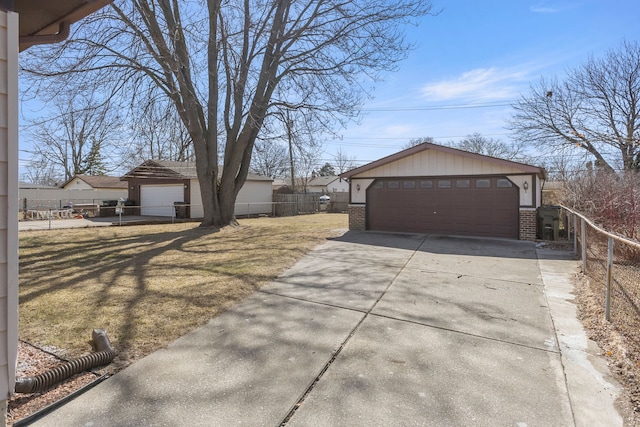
[286,110,295,192]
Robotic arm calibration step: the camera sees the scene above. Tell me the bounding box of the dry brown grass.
[18,213,348,371]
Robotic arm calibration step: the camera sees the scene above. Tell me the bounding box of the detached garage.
[123,160,273,218]
[341,143,545,240]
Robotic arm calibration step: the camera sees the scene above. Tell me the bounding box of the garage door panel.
[140,185,184,217]
[367,177,518,239]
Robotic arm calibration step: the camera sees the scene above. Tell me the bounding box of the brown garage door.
[367,177,519,239]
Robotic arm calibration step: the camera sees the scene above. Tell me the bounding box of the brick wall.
[348,204,366,231]
[519,208,537,241]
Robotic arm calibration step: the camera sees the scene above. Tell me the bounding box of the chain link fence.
[563,206,640,361]
[20,195,348,222]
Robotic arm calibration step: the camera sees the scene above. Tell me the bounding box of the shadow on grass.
[18,224,317,363]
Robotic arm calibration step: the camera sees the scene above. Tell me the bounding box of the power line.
[361,101,515,112]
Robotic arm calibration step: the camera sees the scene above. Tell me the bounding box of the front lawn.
[18,213,348,371]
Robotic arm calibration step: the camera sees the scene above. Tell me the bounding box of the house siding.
[64,177,93,190]
[19,188,128,208]
[0,11,18,407]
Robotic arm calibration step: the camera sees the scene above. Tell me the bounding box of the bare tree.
[20,157,64,187]
[120,98,194,171]
[23,92,116,181]
[402,136,434,150]
[455,133,529,162]
[510,40,640,172]
[294,145,323,193]
[21,0,434,228]
[333,147,357,174]
[251,140,289,179]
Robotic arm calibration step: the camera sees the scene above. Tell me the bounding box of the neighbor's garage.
[140,184,184,216]
[367,176,518,238]
[341,143,545,241]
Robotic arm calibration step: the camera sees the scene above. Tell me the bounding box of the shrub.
[563,171,640,240]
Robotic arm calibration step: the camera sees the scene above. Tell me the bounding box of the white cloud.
[530,2,579,13]
[530,5,559,13]
[420,67,529,102]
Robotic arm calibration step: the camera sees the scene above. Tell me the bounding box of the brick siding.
[519,208,537,241]
[348,204,366,231]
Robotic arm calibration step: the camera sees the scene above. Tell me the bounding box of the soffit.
[14,0,112,51]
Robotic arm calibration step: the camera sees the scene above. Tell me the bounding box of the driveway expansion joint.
[278,234,429,425]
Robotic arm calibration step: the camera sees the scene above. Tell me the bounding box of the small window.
[372,181,383,189]
[497,178,513,188]
[403,181,416,189]
[476,179,491,188]
[437,180,451,189]
[420,180,433,189]
[387,181,400,189]
[456,179,470,188]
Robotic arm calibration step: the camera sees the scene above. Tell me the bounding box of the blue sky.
[322,0,640,167]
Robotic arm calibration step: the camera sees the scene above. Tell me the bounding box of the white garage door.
[140,185,184,217]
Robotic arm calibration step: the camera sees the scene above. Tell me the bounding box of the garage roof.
[123,160,274,182]
[340,142,545,179]
[9,0,113,51]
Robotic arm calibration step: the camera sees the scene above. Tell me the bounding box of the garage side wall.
[191,179,273,219]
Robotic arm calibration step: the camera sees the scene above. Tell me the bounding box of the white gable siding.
[63,177,93,190]
[327,178,349,193]
[355,149,525,178]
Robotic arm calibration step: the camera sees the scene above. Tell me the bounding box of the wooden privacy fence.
[272,193,320,216]
[561,205,640,361]
[327,192,349,213]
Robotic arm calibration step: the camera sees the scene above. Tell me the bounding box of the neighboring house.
[307,175,349,193]
[272,177,293,192]
[19,176,128,210]
[340,142,545,241]
[61,174,128,203]
[62,174,128,193]
[122,160,273,218]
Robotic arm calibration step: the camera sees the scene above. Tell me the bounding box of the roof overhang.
[3,0,113,51]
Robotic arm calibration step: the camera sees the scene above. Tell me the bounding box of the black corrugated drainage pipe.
[14,329,117,394]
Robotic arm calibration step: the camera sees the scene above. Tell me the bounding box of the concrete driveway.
[32,232,622,426]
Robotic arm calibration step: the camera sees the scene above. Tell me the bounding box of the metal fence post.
[605,236,614,321]
[573,213,577,254]
[581,218,586,274]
